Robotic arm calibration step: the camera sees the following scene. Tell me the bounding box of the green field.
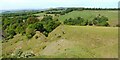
[35,10,118,26]
[33,10,118,27]
[2,25,118,58]
[58,10,118,26]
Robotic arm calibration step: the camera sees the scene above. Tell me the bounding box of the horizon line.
[0,7,119,11]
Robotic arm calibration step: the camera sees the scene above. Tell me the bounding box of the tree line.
[45,7,119,15]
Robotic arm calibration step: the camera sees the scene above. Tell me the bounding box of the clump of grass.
[42,46,46,49]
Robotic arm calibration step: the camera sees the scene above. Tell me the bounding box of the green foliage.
[26,24,36,39]
[64,17,87,26]
[2,10,40,17]
[2,16,26,40]
[2,13,42,40]
[15,25,25,34]
[88,20,93,26]
[3,23,17,40]
[40,15,61,37]
[34,22,44,32]
[6,29,16,39]
[42,15,53,21]
[3,13,61,39]
[26,17,39,24]
[64,15,109,26]
[45,8,83,15]
[25,22,45,38]
[93,15,109,26]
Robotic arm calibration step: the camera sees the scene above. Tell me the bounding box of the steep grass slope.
[39,25,118,58]
[2,25,118,58]
[2,31,48,57]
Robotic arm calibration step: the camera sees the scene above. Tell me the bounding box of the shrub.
[15,26,25,34]
[26,24,36,39]
[88,20,93,26]
[64,17,86,26]
[6,29,16,39]
[34,22,44,32]
[93,15,109,26]
[26,17,39,24]
[41,16,61,37]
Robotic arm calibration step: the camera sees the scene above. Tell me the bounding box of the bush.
[93,15,109,26]
[64,15,109,27]
[6,29,16,39]
[26,17,39,24]
[34,22,44,32]
[15,26,25,34]
[41,16,61,37]
[96,21,109,26]
[88,20,93,26]
[64,17,86,26]
[26,24,36,39]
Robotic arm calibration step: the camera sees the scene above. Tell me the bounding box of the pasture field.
[34,10,118,26]
[58,10,118,26]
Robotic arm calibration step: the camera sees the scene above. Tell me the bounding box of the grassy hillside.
[2,25,118,58]
[38,25,118,58]
[2,10,118,58]
[58,10,118,26]
[2,31,49,58]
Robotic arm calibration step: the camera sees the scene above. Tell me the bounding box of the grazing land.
[58,10,118,26]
